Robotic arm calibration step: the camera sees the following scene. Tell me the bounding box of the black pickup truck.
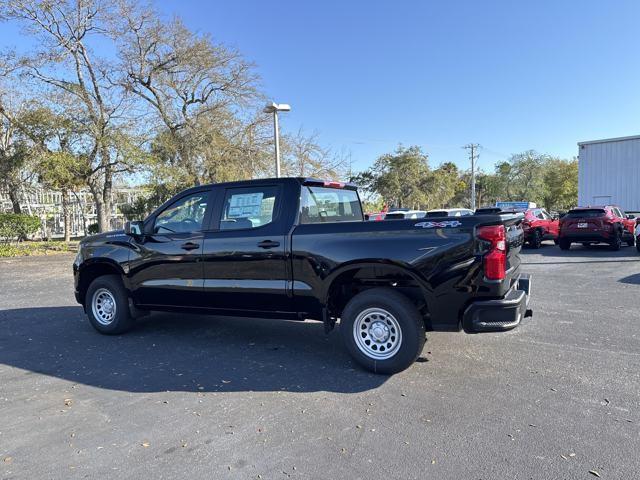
[73,178,531,374]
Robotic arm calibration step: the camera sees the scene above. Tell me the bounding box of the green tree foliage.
[0,213,41,243]
[355,148,578,212]
[543,158,578,211]
[37,151,87,241]
[357,146,431,209]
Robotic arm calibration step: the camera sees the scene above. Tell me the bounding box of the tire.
[530,229,542,249]
[559,239,571,250]
[582,242,591,247]
[340,288,425,375]
[636,237,640,253]
[625,235,635,247]
[609,230,622,251]
[85,274,135,335]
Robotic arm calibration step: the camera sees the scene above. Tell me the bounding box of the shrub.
[0,213,41,243]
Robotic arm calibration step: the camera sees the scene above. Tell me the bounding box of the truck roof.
[180,177,357,196]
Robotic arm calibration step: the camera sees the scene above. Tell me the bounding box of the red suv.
[522,208,559,248]
[558,206,635,251]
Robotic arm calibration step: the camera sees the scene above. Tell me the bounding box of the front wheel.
[559,239,571,250]
[340,288,425,374]
[636,237,640,253]
[85,275,135,334]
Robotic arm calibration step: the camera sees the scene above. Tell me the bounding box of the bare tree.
[0,0,130,232]
[114,3,260,185]
[281,128,350,179]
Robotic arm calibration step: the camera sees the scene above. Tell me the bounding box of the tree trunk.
[101,169,113,233]
[8,189,22,214]
[88,180,105,234]
[62,189,71,242]
[99,147,114,233]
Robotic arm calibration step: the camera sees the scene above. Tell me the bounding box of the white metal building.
[577,135,640,212]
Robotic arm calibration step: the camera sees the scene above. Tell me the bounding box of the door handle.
[257,240,280,249]
[181,242,200,251]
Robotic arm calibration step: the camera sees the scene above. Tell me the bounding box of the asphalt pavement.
[1,244,639,479]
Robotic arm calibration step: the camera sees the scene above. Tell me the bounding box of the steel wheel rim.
[353,307,402,360]
[91,288,117,326]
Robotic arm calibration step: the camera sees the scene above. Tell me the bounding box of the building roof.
[578,134,640,146]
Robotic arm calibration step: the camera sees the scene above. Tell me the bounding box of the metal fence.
[0,187,146,238]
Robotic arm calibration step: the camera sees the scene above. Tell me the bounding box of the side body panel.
[291,215,524,329]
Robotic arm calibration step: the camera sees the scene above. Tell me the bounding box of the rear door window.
[219,186,279,230]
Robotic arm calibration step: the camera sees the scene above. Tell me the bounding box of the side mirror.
[626,214,635,220]
[125,220,144,236]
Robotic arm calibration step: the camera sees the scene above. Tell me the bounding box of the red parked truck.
[558,205,635,250]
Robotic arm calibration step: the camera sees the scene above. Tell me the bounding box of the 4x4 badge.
[414,220,462,228]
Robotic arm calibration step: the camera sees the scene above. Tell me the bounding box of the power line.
[462,144,481,210]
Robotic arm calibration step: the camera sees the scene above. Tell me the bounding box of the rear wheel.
[530,229,542,249]
[610,230,622,251]
[340,288,425,375]
[85,275,135,334]
[625,235,635,247]
[559,239,571,250]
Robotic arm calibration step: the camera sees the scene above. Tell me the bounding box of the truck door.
[128,189,211,308]
[201,183,291,313]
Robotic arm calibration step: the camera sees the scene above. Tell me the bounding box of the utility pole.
[463,143,481,210]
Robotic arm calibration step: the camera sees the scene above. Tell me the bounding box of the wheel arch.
[323,261,432,325]
[77,259,126,306]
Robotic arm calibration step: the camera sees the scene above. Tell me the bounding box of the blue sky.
[2,1,639,174]
[157,0,640,173]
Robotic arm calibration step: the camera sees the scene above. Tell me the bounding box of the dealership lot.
[1,247,639,479]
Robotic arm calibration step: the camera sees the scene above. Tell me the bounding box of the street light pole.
[264,102,291,178]
[273,109,281,178]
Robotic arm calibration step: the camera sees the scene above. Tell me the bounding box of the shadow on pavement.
[0,306,388,393]
[521,243,640,265]
[619,273,640,285]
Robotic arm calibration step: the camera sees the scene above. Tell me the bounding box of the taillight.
[477,225,507,280]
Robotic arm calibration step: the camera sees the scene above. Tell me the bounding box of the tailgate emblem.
[414,220,462,228]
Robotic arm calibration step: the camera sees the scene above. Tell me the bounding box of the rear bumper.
[463,274,532,332]
[559,231,611,243]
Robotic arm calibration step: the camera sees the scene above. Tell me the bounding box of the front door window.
[154,193,209,234]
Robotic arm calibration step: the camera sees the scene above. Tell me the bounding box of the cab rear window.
[299,186,363,223]
[566,209,605,218]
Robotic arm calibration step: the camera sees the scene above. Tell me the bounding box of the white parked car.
[384,210,427,220]
[425,208,474,217]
